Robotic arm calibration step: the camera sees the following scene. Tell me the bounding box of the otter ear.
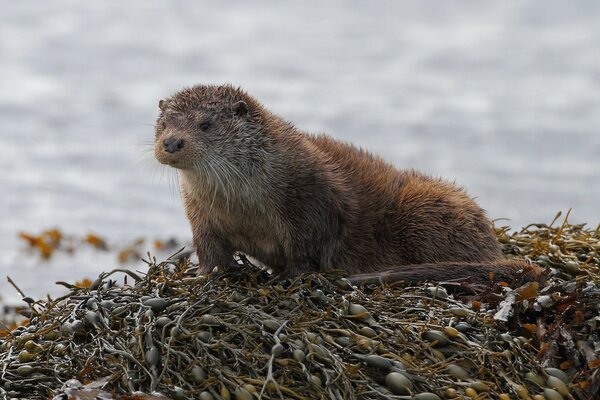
[233,101,249,118]
[158,99,166,111]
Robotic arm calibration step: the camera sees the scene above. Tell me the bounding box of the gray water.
[1,1,599,303]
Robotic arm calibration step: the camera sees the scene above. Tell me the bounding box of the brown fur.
[154,84,543,284]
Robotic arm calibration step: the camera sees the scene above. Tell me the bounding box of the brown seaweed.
[0,212,599,399]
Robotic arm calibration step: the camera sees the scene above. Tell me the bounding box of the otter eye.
[199,122,211,131]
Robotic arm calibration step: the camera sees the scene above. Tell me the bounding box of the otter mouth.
[154,150,189,169]
[156,157,191,170]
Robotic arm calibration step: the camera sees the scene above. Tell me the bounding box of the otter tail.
[347,260,545,287]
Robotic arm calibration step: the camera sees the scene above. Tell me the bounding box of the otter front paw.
[196,262,216,275]
[195,250,235,275]
[193,234,234,275]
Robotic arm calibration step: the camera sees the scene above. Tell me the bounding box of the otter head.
[154,84,265,175]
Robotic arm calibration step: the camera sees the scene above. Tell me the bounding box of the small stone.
[425,286,448,299]
[385,372,413,395]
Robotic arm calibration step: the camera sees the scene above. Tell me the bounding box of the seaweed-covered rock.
[1,214,599,399]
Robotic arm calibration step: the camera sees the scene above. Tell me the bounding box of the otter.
[154,84,542,285]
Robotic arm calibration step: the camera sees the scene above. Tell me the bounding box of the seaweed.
[1,212,599,399]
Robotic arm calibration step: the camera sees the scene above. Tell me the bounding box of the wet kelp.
[1,214,599,400]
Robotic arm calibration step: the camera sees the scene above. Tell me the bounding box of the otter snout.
[154,130,198,169]
[163,137,185,153]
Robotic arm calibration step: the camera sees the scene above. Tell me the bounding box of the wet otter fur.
[154,84,543,285]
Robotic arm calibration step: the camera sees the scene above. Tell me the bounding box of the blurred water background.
[1,1,599,304]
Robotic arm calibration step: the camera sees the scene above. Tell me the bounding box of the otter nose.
[163,137,185,153]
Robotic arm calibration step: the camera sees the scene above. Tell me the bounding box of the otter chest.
[208,204,281,256]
